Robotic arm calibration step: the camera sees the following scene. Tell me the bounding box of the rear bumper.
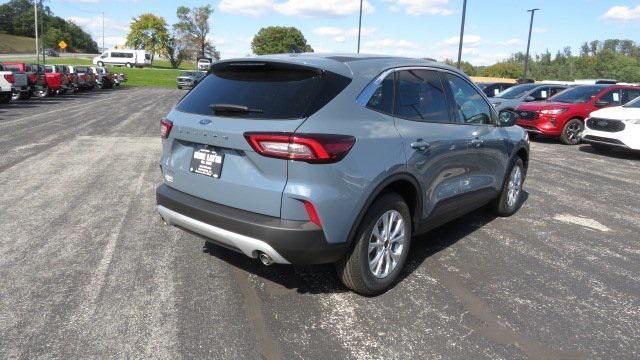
[156,184,348,265]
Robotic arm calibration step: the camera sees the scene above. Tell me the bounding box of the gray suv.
[156,54,529,295]
[489,83,569,112]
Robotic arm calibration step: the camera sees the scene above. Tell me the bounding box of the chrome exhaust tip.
[258,252,274,266]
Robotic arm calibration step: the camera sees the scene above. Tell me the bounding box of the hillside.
[0,33,36,54]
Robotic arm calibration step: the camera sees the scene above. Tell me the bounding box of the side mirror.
[595,99,609,107]
[498,110,518,127]
[525,95,535,102]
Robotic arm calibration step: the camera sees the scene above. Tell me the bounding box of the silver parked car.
[156,54,529,295]
[489,83,569,111]
[176,71,207,89]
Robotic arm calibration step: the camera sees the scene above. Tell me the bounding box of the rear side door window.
[393,69,450,123]
[530,87,551,101]
[550,87,565,97]
[445,73,494,125]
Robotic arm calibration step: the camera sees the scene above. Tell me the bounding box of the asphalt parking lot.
[1,88,638,359]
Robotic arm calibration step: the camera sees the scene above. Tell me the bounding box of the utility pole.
[41,0,45,65]
[524,8,540,79]
[102,12,105,51]
[34,0,39,63]
[357,0,363,53]
[456,0,467,69]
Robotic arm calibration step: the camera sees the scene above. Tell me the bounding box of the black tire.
[335,192,412,296]
[560,118,583,145]
[177,85,182,89]
[0,93,11,103]
[492,158,526,217]
[97,61,104,67]
[126,63,133,68]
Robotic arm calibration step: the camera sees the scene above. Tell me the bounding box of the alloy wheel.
[507,165,523,207]
[368,210,406,278]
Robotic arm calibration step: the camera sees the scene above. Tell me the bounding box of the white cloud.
[219,0,274,17]
[274,0,374,16]
[384,0,454,16]
[67,16,129,33]
[219,0,374,17]
[602,5,640,21]
[313,26,376,42]
[439,34,481,46]
[361,38,426,57]
[502,38,522,46]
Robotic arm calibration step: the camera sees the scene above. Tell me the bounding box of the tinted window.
[3,64,20,72]
[529,87,547,100]
[446,73,494,125]
[394,70,449,123]
[176,62,351,119]
[482,84,501,97]
[622,89,640,104]
[366,74,394,114]
[550,87,566,97]
[495,84,537,99]
[600,90,621,105]
[623,96,640,108]
[145,54,151,60]
[551,86,603,103]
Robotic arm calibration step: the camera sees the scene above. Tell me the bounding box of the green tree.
[174,5,218,59]
[251,26,313,55]
[126,13,168,64]
[442,59,477,76]
[162,32,189,69]
[484,62,522,78]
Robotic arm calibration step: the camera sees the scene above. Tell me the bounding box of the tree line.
[451,39,640,83]
[0,0,98,53]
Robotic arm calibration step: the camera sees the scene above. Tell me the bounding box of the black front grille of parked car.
[587,118,625,132]
[517,110,538,120]
[582,135,625,145]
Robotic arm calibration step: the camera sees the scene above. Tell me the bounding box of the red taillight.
[4,74,14,83]
[160,118,173,139]
[244,133,355,163]
[303,201,322,227]
[27,74,37,84]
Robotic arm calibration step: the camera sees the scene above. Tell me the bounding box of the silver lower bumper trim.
[156,205,290,264]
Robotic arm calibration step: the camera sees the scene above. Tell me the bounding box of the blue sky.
[17,0,640,65]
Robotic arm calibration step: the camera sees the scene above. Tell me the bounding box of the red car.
[516,85,640,144]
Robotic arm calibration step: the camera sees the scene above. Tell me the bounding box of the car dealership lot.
[0,89,638,359]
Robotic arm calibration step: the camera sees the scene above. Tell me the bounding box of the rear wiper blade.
[210,104,263,114]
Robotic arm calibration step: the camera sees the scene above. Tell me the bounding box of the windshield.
[181,72,198,77]
[623,96,640,108]
[550,86,603,103]
[495,84,537,99]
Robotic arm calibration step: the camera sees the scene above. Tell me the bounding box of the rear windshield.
[176,62,351,119]
[550,86,603,103]
[495,84,537,99]
[3,64,20,72]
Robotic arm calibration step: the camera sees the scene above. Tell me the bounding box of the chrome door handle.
[410,140,431,151]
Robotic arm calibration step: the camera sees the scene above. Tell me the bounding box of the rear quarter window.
[176,62,351,119]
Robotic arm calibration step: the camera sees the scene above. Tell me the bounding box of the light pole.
[34,0,39,63]
[357,0,363,53]
[456,0,467,69]
[524,8,540,79]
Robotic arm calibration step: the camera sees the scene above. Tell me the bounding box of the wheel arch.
[345,173,423,247]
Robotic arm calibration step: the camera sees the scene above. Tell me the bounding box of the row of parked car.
[0,62,127,103]
[475,80,640,150]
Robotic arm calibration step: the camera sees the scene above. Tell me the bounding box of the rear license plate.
[190,148,224,179]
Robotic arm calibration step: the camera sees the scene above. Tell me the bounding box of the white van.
[93,50,151,68]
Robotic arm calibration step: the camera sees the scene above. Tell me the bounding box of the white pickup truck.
[0,64,29,101]
[0,64,14,103]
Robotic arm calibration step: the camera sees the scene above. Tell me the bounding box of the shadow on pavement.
[202,191,529,296]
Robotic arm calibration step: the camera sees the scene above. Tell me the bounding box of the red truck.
[44,65,72,95]
[516,84,640,144]
[1,62,49,98]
